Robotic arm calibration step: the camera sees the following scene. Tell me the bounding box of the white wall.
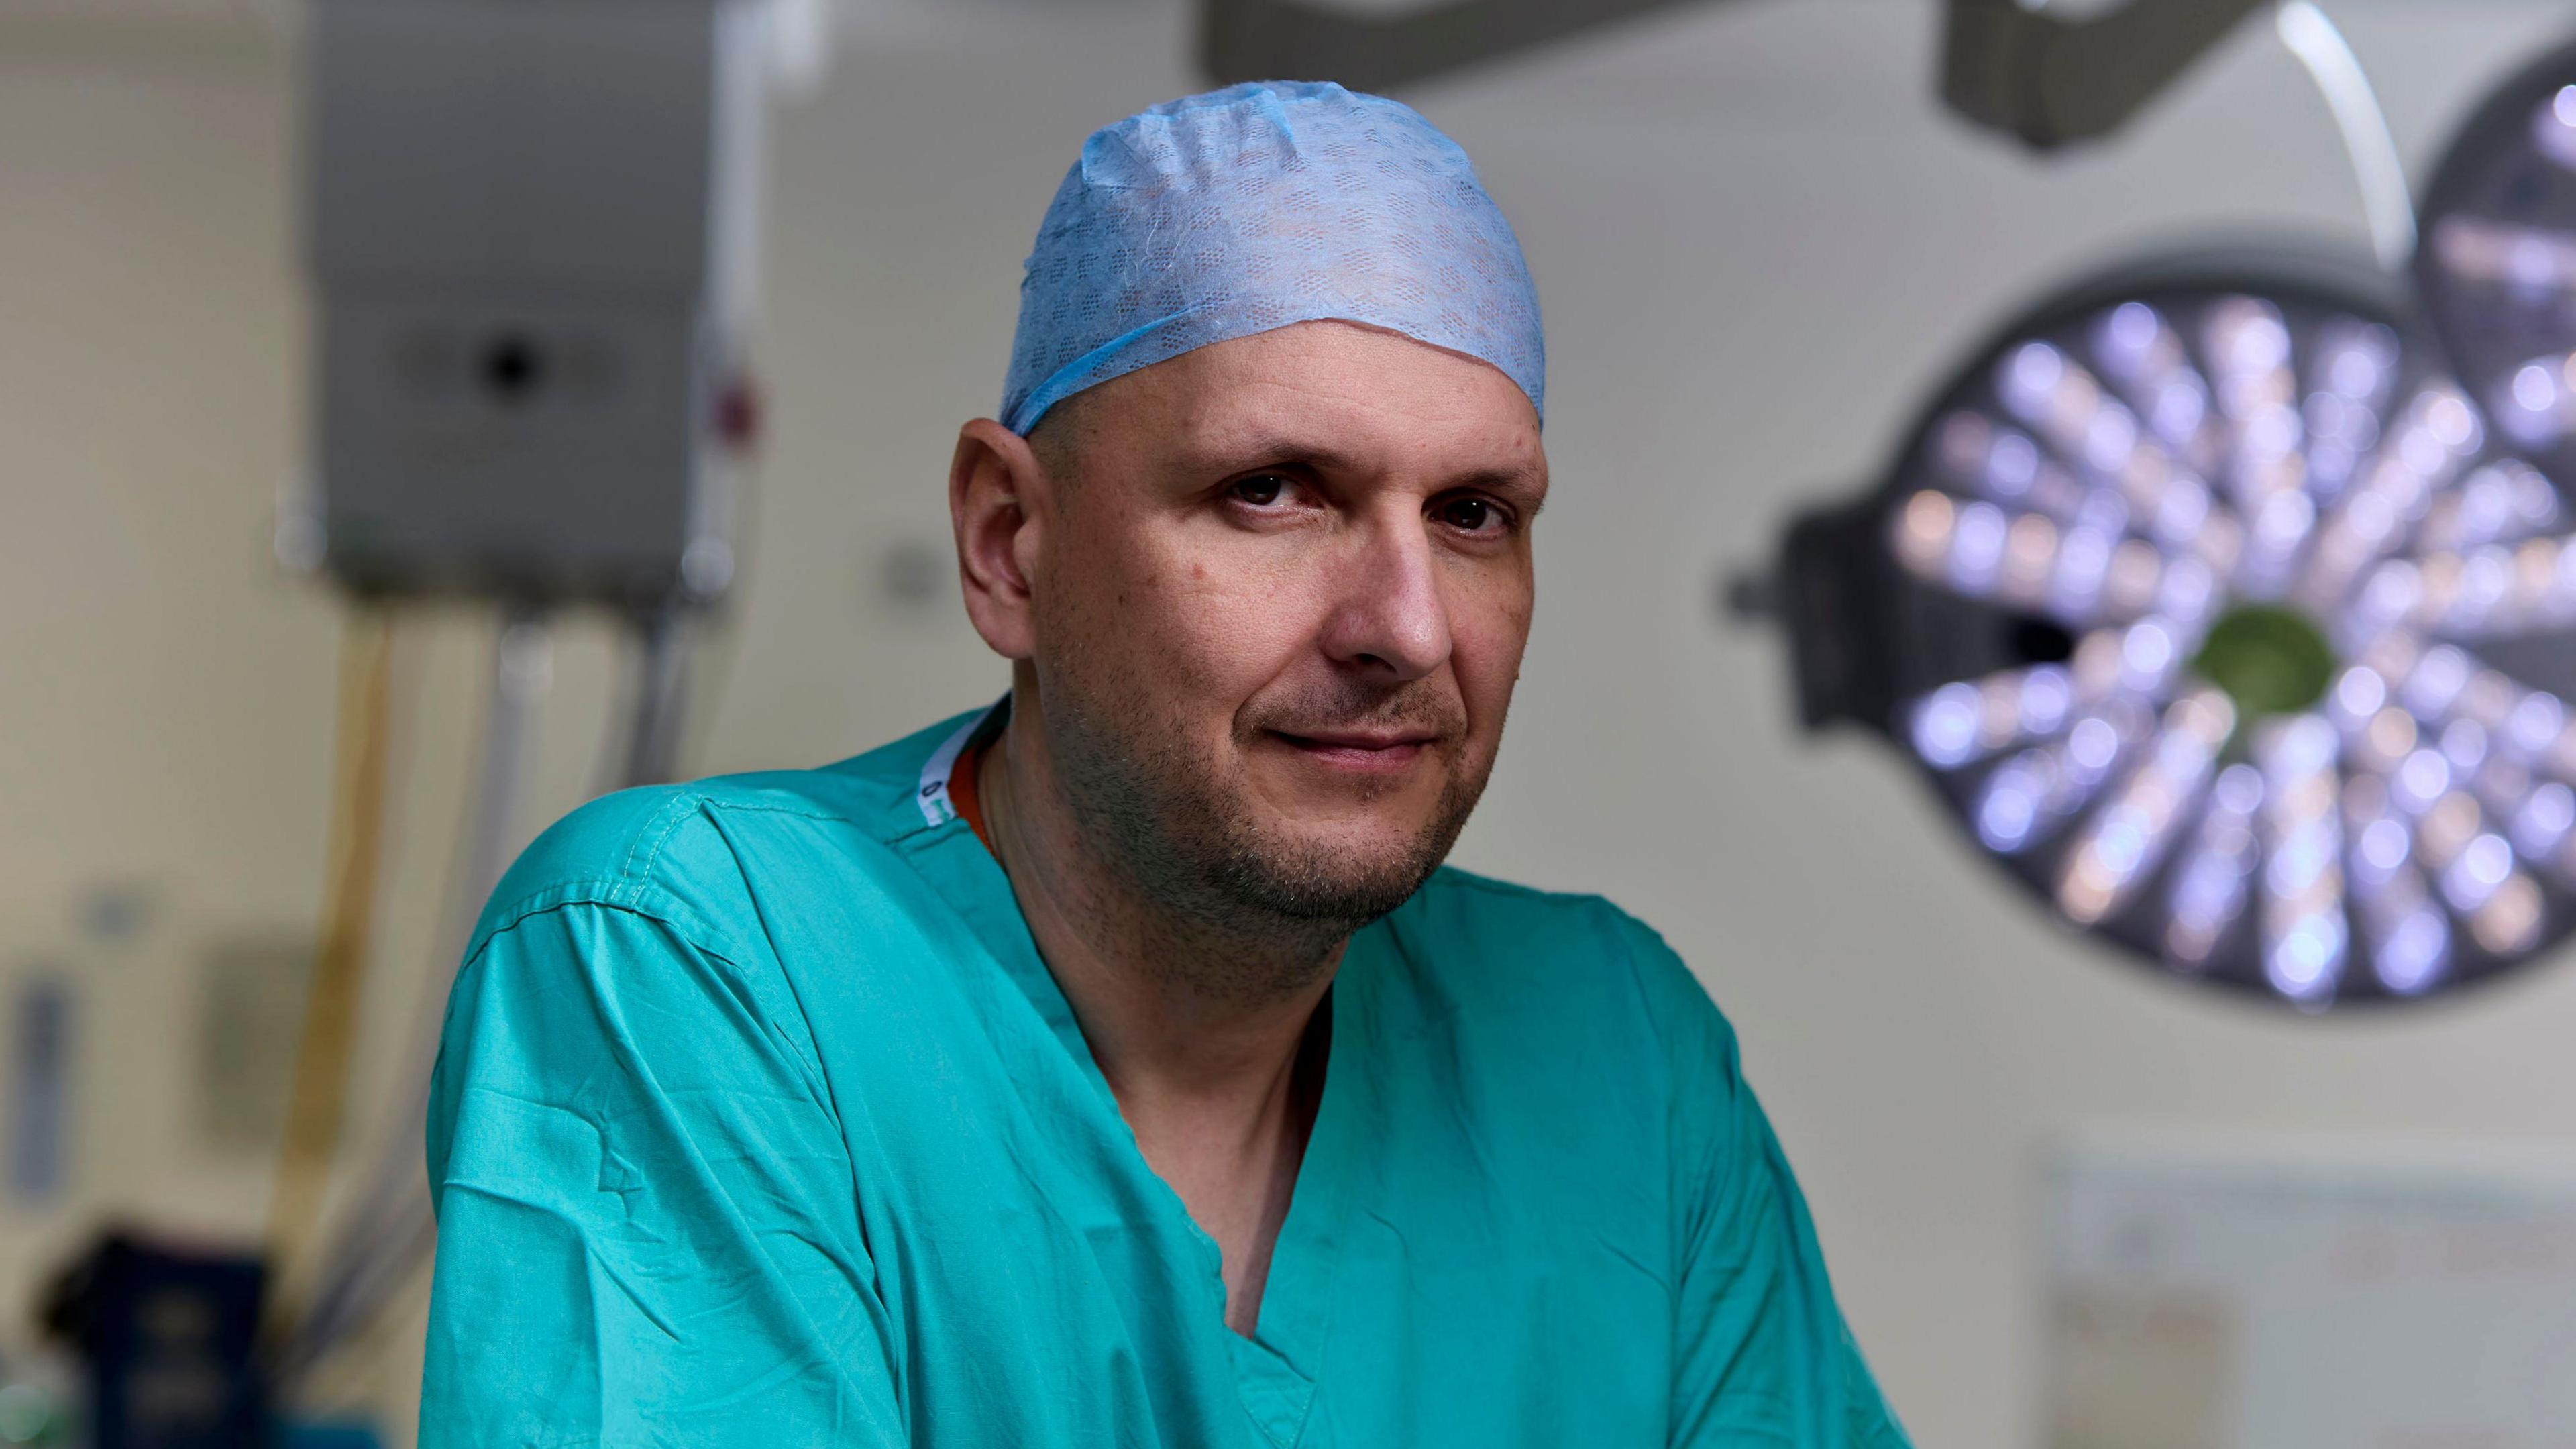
[7,0,2576,1442]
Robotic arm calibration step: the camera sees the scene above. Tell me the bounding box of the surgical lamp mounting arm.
[1200,0,2270,152]
[1941,0,2273,150]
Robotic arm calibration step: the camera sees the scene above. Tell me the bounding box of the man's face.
[1026,321,1546,934]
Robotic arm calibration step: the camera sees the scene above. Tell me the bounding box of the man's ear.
[950,417,1048,660]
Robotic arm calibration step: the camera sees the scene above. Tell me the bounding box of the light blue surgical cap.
[1000,80,1544,435]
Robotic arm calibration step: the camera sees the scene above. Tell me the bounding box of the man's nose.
[1318,513,1452,682]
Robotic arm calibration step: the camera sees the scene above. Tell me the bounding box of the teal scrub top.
[420,706,1911,1448]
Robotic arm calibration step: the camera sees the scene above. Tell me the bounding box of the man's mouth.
[1267,727,1441,773]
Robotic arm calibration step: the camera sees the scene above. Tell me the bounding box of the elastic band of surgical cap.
[1000,80,1545,436]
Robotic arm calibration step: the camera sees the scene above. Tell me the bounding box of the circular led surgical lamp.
[2418,38,2576,478]
[1757,246,2576,1009]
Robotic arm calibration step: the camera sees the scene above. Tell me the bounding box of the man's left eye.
[1435,496,1507,534]
[1230,474,1291,506]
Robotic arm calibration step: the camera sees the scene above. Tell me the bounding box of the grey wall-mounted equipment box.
[304,0,769,607]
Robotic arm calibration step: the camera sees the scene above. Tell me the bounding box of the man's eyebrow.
[1181,435,1547,504]
[1179,433,1364,476]
[1448,466,1548,511]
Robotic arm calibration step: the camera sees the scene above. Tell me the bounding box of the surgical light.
[2418,38,2576,480]
[1753,248,2576,1009]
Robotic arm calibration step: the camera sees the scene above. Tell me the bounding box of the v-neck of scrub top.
[891,703,1366,1448]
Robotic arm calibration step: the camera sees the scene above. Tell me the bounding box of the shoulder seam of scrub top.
[464,896,779,1006]
[614,787,704,892]
[468,790,857,969]
[1595,895,1684,1057]
[1609,906,1759,1291]
[461,885,838,1108]
[614,789,853,899]
[467,879,754,977]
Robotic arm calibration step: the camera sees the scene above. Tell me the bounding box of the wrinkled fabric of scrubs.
[420,708,1912,1448]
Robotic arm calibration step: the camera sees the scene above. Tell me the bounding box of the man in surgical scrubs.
[420,81,1910,1447]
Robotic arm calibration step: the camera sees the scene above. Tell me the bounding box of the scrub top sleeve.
[1605,913,1911,1449]
[420,898,907,1448]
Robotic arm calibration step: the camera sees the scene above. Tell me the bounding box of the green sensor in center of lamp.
[2192,603,2338,720]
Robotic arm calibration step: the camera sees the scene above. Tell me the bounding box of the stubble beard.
[1040,657,1493,1004]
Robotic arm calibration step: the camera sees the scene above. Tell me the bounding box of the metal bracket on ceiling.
[1941,0,2273,150]
[1201,0,2281,152]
